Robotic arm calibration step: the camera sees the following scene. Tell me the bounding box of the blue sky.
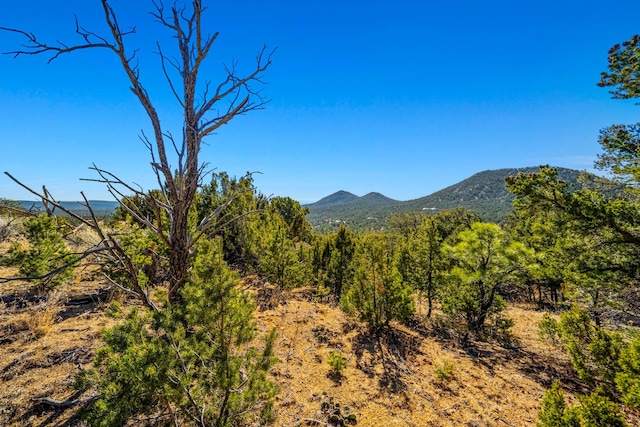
[1,0,639,203]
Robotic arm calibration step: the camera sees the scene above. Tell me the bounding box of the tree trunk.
[426,273,433,319]
[475,284,498,331]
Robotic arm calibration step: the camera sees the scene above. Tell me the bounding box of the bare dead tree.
[1,0,273,308]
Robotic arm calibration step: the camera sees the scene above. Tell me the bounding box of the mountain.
[306,191,398,209]
[304,190,402,232]
[359,192,398,205]
[305,166,586,232]
[306,190,360,209]
[400,166,584,219]
[405,167,581,206]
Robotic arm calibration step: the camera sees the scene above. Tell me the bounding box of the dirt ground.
[1,273,639,426]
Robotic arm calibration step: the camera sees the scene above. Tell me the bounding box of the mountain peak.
[360,192,398,204]
[305,190,359,208]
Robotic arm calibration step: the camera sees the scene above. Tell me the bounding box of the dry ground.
[256,292,569,427]
[1,273,639,426]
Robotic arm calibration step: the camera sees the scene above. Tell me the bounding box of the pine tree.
[83,238,278,426]
[441,222,531,332]
[341,232,414,329]
[5,215,74,290]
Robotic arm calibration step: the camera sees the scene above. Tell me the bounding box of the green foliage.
[431,207,482,240]
[561,229,631,323]
[538,382,627,427]
[441,222,531,332]
[4,215,74,290]
[538,309,640,416]
[270,196,312,242]
[387,211,425,240]
[537,381,571,427]
[340,232,414,329]
[573,388,627,427]
[256,216,298,286]
[196,172,268,266]
[507,210,568,305]
[504,37,640,322]
[312,224,356,298]
[199,178,315,288]
[598,34,640,100]
[393,208,480,319]
[84,238,278,426]
[530,35,640,427]
[433,360,456,384]
[616,333,640,408]
[555,306,623,389]
[399,217,441,318]
[103,222,168,296]
[537,313,561,345]
[245,210,312,289]
[506,166,640,319]
[596,123,640,184]
[327,351,348,374]
[110,189,167,228]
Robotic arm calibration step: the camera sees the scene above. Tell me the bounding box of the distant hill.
[304,190,403,232]
[18,200,119,217]
[359,192,398,205]
[306,190,360,209]
[307,191,398,210]
[305,166,586,232]
[400,166,584,220]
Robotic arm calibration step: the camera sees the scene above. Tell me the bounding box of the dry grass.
[254,295,567,427]
[1,271,638,426]
[0,279,112,427]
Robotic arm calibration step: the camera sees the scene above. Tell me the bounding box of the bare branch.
[197,46,274,124]
[0,246,113,284]
[156,42,185,107]
[4,172,95,227]
[0,26,114,63]
[3,0,274,306]
[101,272,141,298]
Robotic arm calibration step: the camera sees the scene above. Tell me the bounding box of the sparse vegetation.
[327,351,348,375]
[320,393,358,426]
[433,359,456,384]
[3,3,640,427]
[3,215,75,291]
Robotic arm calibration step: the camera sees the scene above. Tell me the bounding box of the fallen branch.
[0,295,47,306]
[497,417,516,426]
[1,290,110,307]
[32,395,95,408]
[300,418,329,426]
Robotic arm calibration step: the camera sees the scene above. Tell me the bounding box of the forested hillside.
[306,166,585,232]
